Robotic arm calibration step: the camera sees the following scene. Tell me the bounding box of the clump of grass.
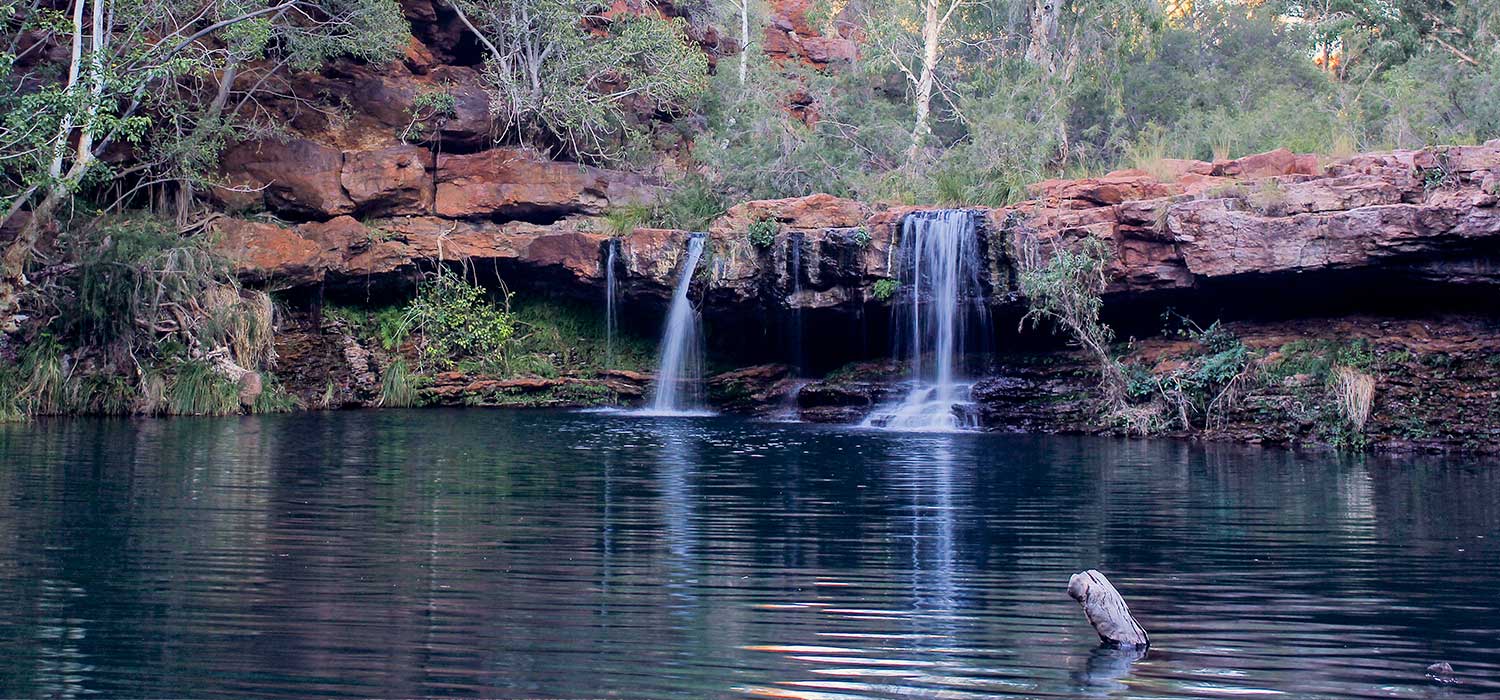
[1329,366,1375,432]
[930,168,1031,207]
[654,176,726,231]
[379,360,421,408]
[17,334,67,415]
[169,360,241,416]
[1125,125,1180,183]
[602,177,727,235]
[1247,178,1290,216]
[252,376,299,414]
[604,203,653,237]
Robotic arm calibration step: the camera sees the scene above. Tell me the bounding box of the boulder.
[214,219,328,287]
[434,148,658,219]
[1030,174,1176,208]
[1211,147,1321,179]
[218,138,354,218]
[341,144,433,216]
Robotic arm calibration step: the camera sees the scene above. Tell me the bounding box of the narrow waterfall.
[604,239,620,368]
[787,232,805,376]
[645,234,709,414]
[862,210,989,431]
[773,233,808,421]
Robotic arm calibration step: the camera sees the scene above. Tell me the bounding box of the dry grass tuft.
[1330,366,1376,431]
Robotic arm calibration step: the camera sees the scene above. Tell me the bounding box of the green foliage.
[461,0,709,161]
[604,203,654,237]
[747,218,778,248]
[871,278,898,301]
[851,227,873,248]
[53,217,275,373]
[401,86,459,142]
[509,297,655,375]
[603,177,726,234]
[379,360,422,408]
[1,0,409,220]
[1014,229,1134,418]
[406,268,516,371]
[252,376,299,414]
[1419,163,1456,192]
[467,380,614,407]
[168,360,241,417]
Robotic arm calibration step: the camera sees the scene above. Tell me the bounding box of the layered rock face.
[205,17,1500,450]
[226,141,1500,314]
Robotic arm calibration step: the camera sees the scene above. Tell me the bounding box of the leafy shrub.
[1015,231,1129,411]
[851,227,872,248]
[747,218,778,248]
[871,278,898,301]
[406,268,516,370]
[400,86,458,142]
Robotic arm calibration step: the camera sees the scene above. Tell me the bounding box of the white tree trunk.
[904,0,941,166]
[1026,0,1060,76]
[739,0,749,85]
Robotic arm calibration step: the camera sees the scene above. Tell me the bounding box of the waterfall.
[604,239,619,368]
[862,210,989,432]
[645,234,709,415]
[787,232,805,376]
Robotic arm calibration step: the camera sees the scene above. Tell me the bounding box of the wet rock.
[707,364,792,413]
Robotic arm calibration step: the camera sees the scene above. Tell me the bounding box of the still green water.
[0,409,1496,698]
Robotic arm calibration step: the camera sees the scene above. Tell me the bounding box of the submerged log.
[1068,570,1149,648]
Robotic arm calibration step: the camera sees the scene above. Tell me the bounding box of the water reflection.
[0,412,1497,699]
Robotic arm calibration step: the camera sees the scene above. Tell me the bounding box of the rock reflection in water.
[0,411,1497,699]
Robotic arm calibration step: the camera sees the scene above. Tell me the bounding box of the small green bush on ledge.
[871,278,899,301]
[406,268,516,371]
[748,218,778,249]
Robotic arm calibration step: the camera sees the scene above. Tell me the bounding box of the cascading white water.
[645,234,709,415]
[861,210,989,432]
[788,232,805,377]
[604,239,619,368]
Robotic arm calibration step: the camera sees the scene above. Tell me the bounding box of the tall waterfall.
[604,239,620,368]
[787,232,805,376]
[645,234,709,414]
[862,210,989,432]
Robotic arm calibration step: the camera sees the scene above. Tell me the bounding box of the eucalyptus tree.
[448,0,710,161]
[0,0,408,333]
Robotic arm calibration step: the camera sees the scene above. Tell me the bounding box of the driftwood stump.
[1068,570,1149,648]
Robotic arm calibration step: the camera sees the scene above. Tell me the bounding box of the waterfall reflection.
[657,420,699,612]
